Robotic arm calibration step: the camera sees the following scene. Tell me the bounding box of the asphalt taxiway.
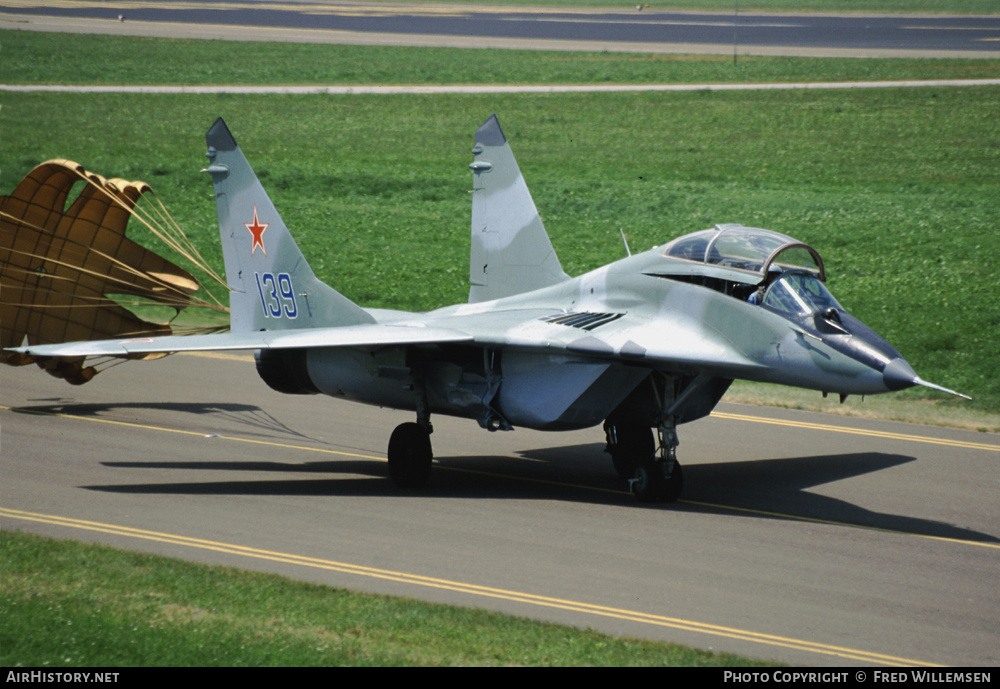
[3,353,998,665]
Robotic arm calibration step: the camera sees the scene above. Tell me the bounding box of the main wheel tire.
[606,422,655,479]
[387,422,433,488]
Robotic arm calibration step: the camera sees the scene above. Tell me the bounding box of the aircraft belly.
[495,351,649,431]
[305,347,491,421]
[307,347,408,408]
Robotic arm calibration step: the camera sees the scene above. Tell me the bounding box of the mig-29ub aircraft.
[10,116,968,502]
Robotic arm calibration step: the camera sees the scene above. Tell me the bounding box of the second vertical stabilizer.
[468,115,569,303]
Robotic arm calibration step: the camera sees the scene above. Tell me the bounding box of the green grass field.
[5,30,1000,86]
[4,31,997,411]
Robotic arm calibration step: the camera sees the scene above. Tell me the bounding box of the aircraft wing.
[9,308,762,378]
[6,324,474,358]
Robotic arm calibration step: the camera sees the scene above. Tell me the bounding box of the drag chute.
[0,159,227,384]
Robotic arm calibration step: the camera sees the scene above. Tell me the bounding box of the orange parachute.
[1,160,227,384]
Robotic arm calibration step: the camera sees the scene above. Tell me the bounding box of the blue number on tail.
[255,272,298,319]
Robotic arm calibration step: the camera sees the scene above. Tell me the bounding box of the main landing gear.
[387,422,433,488]
[603,373,710,503]
[388,363,434,488]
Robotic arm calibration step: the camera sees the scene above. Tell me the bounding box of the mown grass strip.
[3,29,999,87]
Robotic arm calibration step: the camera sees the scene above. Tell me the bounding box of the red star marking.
[245,205,269,257]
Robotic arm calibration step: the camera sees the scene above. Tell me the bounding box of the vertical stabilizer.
[203,118,373,333]
[468,115,569,303]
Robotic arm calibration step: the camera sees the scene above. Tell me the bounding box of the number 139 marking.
[255,272,298,319]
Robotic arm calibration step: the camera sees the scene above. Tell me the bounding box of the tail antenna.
[619,228,632,257]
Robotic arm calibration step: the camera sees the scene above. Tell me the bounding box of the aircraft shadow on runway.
[12,400,365,450]
[81,436,999,546]
[677,453,1000,545]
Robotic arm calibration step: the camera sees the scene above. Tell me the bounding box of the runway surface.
[3,353,998,666]
[3,1,1000,58]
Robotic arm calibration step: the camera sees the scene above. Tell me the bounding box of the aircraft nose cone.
[883,357,918,391]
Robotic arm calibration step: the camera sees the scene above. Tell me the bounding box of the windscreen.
[762,273,843,316]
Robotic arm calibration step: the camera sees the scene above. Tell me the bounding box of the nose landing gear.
[605,373,709,503]
[630,422,683,503]
[604,417,682,503]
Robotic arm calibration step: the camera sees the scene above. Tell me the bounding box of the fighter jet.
[9,116,967,502]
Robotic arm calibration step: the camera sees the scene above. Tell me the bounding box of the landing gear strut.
[388,361,434,488]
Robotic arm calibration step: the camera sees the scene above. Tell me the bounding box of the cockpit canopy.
[662,224,825,283]
[653,224,913,375]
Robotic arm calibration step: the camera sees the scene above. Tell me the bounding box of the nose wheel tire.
[388,422,433,488]
[632,460,683,503]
